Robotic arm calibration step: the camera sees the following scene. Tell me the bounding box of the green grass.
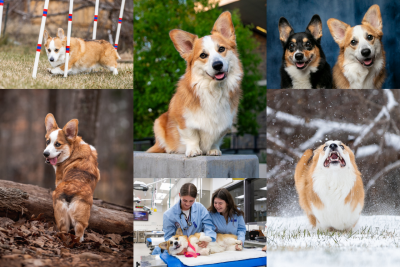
[0,44,133,89]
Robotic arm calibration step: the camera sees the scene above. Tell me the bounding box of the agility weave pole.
[0,0,3,38]
[63,0,74,78]
[93,0,99,39]
[32,0,49,79]
[114,0,125,51]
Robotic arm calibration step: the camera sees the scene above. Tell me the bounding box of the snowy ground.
[267,215,400,267]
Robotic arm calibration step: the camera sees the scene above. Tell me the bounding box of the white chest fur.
[285,65,318,89]
[311,166,362,230]
[343,59,383,89]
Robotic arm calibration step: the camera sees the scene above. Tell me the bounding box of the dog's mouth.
[358,57,374,67]
[324,151,346,168]
[295,55,313,70]
[174,244,181,250]
[207,72,227,81]
[45,153,61,166]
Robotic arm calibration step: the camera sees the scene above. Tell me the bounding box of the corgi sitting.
[146,11,243,157]
[327,4,386,89]
[159,228,242,256]
[43,28,120,75]
[294,140,364,231]
[278,15,332,89]
[43,113,100,242]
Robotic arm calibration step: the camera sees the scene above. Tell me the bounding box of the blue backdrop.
[267,0,400,89]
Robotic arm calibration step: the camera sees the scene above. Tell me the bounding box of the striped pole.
[0,0,3,38]
[32,0,50,79]
[92,0,99,40]
[64,0,74,78]
[114,0,125,51]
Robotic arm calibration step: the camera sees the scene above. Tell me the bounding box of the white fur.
[80,140,96,151]
[285,65,318,89]
[58,200,84,242]
[187,233,242,256]
[166,236,189,256]
[44,129,71,169]
[311,140,362,230]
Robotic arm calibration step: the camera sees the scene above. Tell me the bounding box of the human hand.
[262,245,267,252]
[197,241,209,248]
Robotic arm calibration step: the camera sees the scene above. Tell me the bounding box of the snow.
[355,144,380,158]
[268,215,400,267]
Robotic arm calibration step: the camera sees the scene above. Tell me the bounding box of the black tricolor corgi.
[278,15,332,89]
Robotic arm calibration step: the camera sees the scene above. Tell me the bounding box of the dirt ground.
[0,216,133,267]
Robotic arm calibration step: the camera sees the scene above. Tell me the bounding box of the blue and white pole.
[63,0,74,78]
[32,0,50,79]
[93,0,99,40]
[114,0,125,51]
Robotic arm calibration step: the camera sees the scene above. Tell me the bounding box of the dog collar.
[184,240,200,258]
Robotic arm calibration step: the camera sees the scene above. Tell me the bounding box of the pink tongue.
[364,59,372,65]
[296,62,305,68]
[215,73,225,79]
[331,153,338,160]
[49,157,58,165]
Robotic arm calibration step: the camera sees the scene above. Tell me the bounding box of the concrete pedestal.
[134,152,259,178]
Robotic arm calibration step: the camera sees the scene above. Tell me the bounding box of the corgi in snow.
[159,227,242,256]
[294,140,364,231]
[327,4,386,89]
[279,15,332,89]
[146,11,243,157]
[43,113,100,242]
[43,28,120,75]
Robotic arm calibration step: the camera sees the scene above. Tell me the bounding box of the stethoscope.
[180,207,193,231]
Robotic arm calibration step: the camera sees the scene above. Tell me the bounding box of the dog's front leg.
[48,67,65,75]
[179,128,202,157]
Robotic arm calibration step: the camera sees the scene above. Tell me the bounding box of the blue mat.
[160,251,266,267]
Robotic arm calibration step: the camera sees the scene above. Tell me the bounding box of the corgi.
[294,140,364,231]
[43,113,100,242]
[43,28,120,75]
[327,4,386,89]
[146,11,242,157]
[159,228,242,256]
[278,15,332,89]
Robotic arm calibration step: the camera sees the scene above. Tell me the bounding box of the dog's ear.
[63,119,79,142]
[278,17,294,47]
[211,11,235,42]
[43,30,50,41]
[169,29,198,61]
[306,15,323,43]
[57,28,66,40]
[176,227,183,236]
[45,113,59,135]
[327,18,350,46]
[362,4,382,33]
[159,241,169,250]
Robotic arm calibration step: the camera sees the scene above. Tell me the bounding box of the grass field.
[268,215,400,267]
[0,44,133,89]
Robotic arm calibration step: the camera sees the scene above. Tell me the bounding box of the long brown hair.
[180,183,197,198]
[208,188,244,224]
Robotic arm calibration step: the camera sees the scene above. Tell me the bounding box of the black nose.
[50,58,54,62]
[212,61,223,71]
[295,53,304,60]
[361,48,371,57]
[43,151,50,157]
[174,241,178,246]
[329,143,338,150]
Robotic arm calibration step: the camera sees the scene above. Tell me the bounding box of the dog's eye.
[350,40,357,46]
[170,241,173,244]
[323,146,327,151]
[175,237,178,240]
[340,145,344,149]
[200,53,208,59]
[46,140,50,145]
[48,49,51,52]
[305,42,311,48]
[289,43,295,48]
[55,49,59,52]
[218,47,225,53]
[367,35,373,41]
[55,142,61,147]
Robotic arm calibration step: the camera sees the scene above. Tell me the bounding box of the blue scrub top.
[163,200,216,242]
[209,211,246,245]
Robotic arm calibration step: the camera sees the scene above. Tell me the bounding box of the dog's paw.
[186,148,202,157]
[235,240,242,245]
[47,68,52,74]
[113,69,118,75]
[236,245,242,251]
[206,149,221,156]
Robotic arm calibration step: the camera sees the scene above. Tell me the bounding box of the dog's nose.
[329,143,338,150]
[174,241,178,246]
[212,61,223,71]
[295,53,304,60]
[50,58,54,62]
[43,151,50,157]
[361,48,371,57]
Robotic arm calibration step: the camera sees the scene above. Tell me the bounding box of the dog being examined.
[44,28,120,75]
[43,113,100,242]
[147,11,243,157]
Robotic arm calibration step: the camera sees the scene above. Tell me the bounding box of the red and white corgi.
[294,140,364,231]
[159,228,242,256]
[43,28,120,75]
[147,11,243,157]
[43,113,100,242]
[327,4,386,89]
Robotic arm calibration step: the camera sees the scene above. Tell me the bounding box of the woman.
[162,183,216,247]
[205,188,246,251]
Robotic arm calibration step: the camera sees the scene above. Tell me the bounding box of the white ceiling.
[134,178,182,206]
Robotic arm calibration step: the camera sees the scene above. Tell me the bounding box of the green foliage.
[134,0,265,139]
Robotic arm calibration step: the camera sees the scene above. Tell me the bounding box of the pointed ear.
[327,18,350,45]
[159,241,169,250]
[211,11,235,42]
[45,113,59,134]
[278,17,294,46]
[362,4,382,32]
[176,227,183,236]
[169,29,198,60]
[63,119,79,142]
[57,28,65,39]
[44,30,50,41]
[306,15,323,42]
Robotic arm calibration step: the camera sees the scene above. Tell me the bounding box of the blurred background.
[267,0,400,89]
[267,89,400,216]
[133,0,267,175]
[0,89,133,207]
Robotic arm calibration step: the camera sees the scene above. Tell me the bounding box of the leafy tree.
[134,0,265,139]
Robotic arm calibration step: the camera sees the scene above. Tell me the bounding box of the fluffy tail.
[146,113,168,153]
